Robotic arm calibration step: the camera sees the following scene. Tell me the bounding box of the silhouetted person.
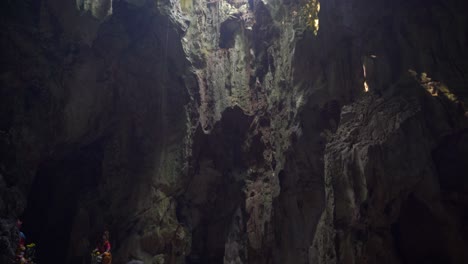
[94,231,112,264]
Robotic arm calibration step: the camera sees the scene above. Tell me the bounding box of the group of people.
[92,230,113,264]
[15,219,112,264]
[15,220,35,264]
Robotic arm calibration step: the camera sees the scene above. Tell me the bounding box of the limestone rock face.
[1,0,468,263]
[312,86,468,264]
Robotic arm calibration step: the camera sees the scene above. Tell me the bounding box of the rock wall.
[1,0,467,263]
[312,87,468,264]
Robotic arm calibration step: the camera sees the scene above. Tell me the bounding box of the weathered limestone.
[312,83,468,264]
[1,0,468,263]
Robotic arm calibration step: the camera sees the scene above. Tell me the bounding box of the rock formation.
[0,0,467,263]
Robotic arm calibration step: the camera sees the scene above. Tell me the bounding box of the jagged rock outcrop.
[312,83,468,264]
[1,0,467,263]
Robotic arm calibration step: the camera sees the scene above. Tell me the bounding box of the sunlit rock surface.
[1,0,468,263]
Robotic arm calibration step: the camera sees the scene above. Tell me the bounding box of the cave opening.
[22,140,105,264]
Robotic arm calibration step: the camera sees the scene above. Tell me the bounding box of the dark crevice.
[181,107,252,263]
[219,18,242,49]
[433,131,468,193]
[391,195,451,264]
[22,140,105,263]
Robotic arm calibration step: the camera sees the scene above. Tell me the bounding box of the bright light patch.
[364,81,369,92]
[362,64,369,92]
[314,18,320,34]
[303,0,320,35]
[409,70,460,101]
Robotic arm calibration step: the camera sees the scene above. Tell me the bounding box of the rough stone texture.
[1,0,191,263]
[312,83,468,264]
[1,0,468,263]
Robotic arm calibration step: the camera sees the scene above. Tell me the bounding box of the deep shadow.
[433,131,468,194]
[219,18,241,49]
[22,140,104,264]
[392,195,450,264]
[182,107,253,263]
